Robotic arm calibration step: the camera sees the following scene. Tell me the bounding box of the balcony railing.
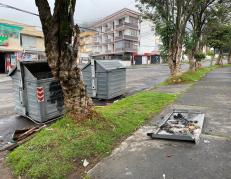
[115,35,138,41]
[105,27,113,32]
[115,36,123,41]
[115,47,137,52]
[105,38,112,43]
[124,35,138,41]
[116,22,139,29]
[105,50,112,53]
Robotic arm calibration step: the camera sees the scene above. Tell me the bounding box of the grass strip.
[162,66,217,85]
[6,91,176,179]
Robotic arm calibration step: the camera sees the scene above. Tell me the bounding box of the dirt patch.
[0,151,13,179]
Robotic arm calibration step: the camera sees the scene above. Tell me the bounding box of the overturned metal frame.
[148,109,205,143]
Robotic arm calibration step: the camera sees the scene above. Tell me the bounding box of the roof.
[92,8,140,27]
[0,19,44,38]
[82,60,126,72]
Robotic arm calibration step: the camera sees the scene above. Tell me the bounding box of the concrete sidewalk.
[89,67,231,179]
[0,74,11,83]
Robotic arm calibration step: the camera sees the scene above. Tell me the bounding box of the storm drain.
[147,110,205,143]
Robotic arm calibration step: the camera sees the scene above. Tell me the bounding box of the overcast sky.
[0,0,136,27]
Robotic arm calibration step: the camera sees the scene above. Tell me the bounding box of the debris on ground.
[0,125,46,152]
[147,110,205,143]
[163,174,166,179]
[83,159,89,167]
[204,140,210,144]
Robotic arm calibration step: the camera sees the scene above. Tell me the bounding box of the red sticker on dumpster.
[36,87,45,102]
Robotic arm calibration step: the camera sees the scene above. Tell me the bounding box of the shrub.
[194,52,206,62]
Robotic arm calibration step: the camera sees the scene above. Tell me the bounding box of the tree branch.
[35,0,52,35]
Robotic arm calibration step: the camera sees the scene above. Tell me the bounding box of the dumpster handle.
[19,87,23,105]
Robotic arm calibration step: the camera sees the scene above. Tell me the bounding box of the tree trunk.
[36,0,94,120]
[59,56,93,119]
[210,56,214,67]
[228,50,231,64]
[188,50,196,71]
[216,49,223,65]
[168,43,182,76]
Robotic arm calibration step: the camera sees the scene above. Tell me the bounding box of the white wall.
[138,20,161,54]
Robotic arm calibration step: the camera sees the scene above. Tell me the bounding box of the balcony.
[94,41,100,45]
[115,47,137,52]
[116,22,139,29]
[105,38,112,43]
[124,35,138,41]
[115,36,123,41]
[105,27,113,32]
[115,35,138,41]
[105,49,112,53]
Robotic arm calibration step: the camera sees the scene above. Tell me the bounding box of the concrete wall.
[138,20,161,54]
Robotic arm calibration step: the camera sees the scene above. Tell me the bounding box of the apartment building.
[91,8,140,60]
[79,31,96,54]
[79,31,96,63]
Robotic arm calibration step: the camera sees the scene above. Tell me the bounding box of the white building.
[139,20,161,54]
[85,8,162,65]
[91,8,140,61]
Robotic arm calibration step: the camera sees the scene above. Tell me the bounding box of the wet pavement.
[0,80,35,148]
[89,67,231,179]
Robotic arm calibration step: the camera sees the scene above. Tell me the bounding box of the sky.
[0,0,137,27]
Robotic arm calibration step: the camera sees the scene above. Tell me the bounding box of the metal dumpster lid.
[81,59,126,72]
[8,65,17,76]
[8,60,51,78]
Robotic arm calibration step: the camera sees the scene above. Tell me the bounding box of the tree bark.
[216,49,223,66]
[168,40,182,76]
[35,0,94,120]
[228,50,231,64]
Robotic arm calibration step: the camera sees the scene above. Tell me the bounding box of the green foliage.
[194,52,206,62]
[137,0,197,65]
[207,50,215,57]
[165,66,217,85]
[184,32,198,54]
[205,23,231,53]
[7,91,176,179]
[205,1,231,52]
[156,22,175,51]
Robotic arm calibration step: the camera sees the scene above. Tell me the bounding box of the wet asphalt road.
[0,62,208,147]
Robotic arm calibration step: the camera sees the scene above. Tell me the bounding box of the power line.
[0,2,158,40]
[0,3,39,16]
[0,2,98,32]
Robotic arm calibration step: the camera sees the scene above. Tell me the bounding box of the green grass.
[6,91,176,179]
[223,63,231,67]
[164,66,217,85]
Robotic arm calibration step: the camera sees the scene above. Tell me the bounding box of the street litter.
[0,125,46,152]
[204,140,210,144]
[163,174,166,179]
[147,110,205,143]
[83,159,89,167]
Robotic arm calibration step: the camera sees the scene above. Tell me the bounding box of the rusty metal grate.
[147,110,205,143]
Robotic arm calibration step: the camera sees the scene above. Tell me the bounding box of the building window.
[130,30,137,37]
[129,16,138,24]
[118,18,125,25]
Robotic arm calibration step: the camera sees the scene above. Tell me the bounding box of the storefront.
[0,52,17,73]
[0,22,23,73]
